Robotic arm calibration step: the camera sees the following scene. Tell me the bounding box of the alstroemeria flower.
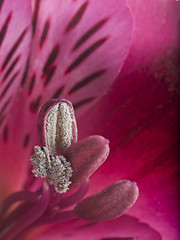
[0,0,179,239]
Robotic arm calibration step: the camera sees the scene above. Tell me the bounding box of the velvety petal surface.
[0,0,31,100]
[30,215,162,240]
[77,0,180,239]
[78,46,180,240]
[25,0,134,116]
[0,0,32,199]
[126,0,179,68]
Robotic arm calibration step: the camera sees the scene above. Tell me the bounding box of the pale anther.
[48,155,73,193]
[45,101,77,155]
[30,146,73,193]
[30,146,50,178]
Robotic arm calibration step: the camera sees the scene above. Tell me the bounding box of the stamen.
[44,100,77,155]
[48,155,73,193]
[1,182,50,240]
[45,103,59,155]
[56,102,77,153]
[59,178,89,209]
[29,177,43,192]
[30,146,73,194]
[0,191,38,218]
[34,210,75,226]
[0,202,34,234]
[74,180,139,221]
[30,146,50,178]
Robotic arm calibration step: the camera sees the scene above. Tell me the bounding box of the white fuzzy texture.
[45,104,59,155]
[45,102,77,155]
[30,146,73,193]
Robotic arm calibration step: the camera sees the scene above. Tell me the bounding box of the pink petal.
[0,0,32,104]
[78,59,179,239]
[32,215,162,240]
[0,0,32,199]
[76,1,180,238]
[125,0,179,70]
[64,135,109,188]
[24,0,133,117]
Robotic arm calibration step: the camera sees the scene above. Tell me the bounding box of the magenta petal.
[64,135,109,188]
[74,180,139,221]
[127,0,179,69]
[78,63,179,238]
[0,0,32,104]
[76,1,179,238]
[24,0,133,116]
[33,215,162,240]
[77,7,179,240]
[0,0,32,198]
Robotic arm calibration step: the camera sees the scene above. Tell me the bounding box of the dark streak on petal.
[75,222,97,230]
[2,55,20,83]
[66,1,88,33]
[51,86,64,99]
[0,71,19,100]
[29,96,42,113]
[1,28,27,71]
[73,97,95,109]
[40,19,50,48]
[0,97,11,116]
[65,37,108,74]
[0,12,12,47]
[21,56,30,87]
[73,18,109,51]
[23,134,30,148]
[68,69,106,94]
[2,125,8,141]
[0,0,4,11]
[0,115,5,127]
[44,66,56,86]
[32,0,41,36]
[28,74,36,95]
[42,44,60,77]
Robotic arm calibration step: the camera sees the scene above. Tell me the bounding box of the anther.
[48,155,73,193]
[30,146,73,193]
[30,146,50,178]
[38,99,77,156]
[74,180,139,221]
